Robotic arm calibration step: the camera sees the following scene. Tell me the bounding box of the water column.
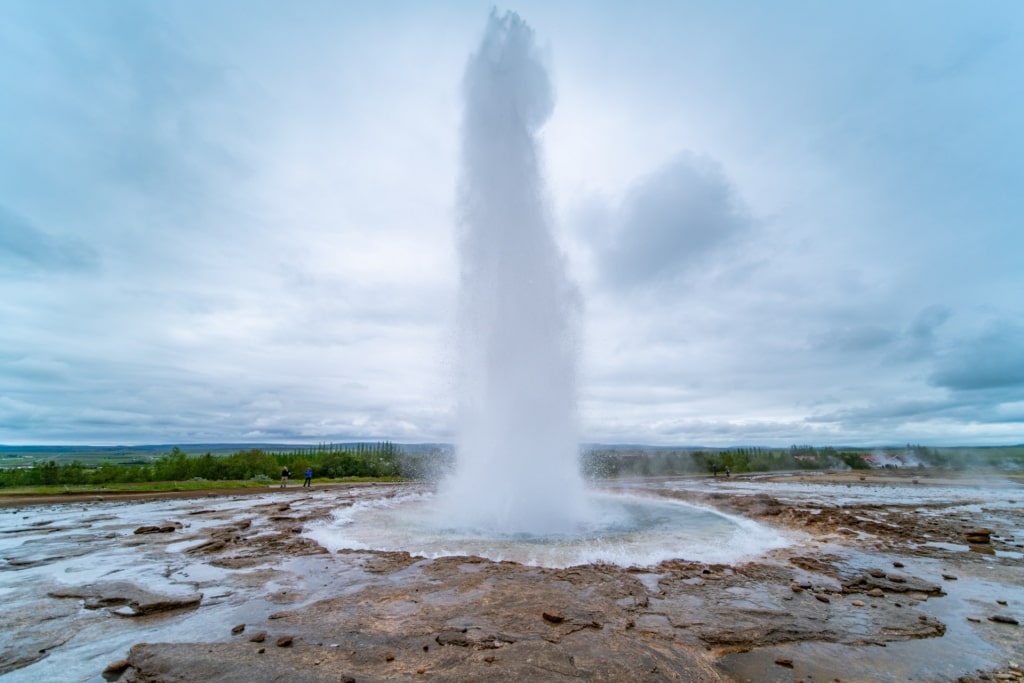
[438,11,590,535]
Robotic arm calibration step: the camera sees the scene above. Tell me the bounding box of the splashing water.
[436,10,589,535]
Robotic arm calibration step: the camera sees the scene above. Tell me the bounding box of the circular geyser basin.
[305,490,790,568]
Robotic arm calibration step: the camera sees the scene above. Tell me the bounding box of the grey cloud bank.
[1,1,1022,447]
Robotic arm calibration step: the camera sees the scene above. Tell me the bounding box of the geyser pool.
[308,488,790,568]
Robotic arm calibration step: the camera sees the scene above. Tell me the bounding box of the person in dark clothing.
[280,466,290,488]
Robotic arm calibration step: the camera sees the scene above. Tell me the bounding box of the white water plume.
[437,10,589,535]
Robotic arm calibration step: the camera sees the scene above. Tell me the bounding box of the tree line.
[0,442,403,488]
[581,445,872,478]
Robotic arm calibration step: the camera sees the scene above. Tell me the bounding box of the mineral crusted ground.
[1,471,1021,682]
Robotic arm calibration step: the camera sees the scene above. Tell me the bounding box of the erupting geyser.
[308,12,791,567]
[437,10,590,535]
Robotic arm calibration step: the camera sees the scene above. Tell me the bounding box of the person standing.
[280,466,290,488]
[303,467,313,487]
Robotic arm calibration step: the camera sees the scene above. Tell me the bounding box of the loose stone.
[989,615,1019,625]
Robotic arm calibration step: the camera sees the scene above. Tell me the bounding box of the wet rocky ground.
[1,471,1021,682]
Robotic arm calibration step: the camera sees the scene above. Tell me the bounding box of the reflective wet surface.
[305,489,791,567]
[0,474,1021,682]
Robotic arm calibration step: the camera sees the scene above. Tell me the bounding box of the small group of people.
[280,466,314,488]
[711,464,731,478]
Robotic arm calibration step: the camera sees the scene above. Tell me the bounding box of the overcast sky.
[2,1,1022,447]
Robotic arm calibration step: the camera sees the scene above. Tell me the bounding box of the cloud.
[907,304,951,345]
[0,205,97,273]
[0,3,1022,446]
[595,153,751,289]
[811,324,897,354]
[930,319,1024,391]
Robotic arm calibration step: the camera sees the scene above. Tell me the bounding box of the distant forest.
[0,442,1021,488]
[581,444,1024,477]
[0,442,412,488]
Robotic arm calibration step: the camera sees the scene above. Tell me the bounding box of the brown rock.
[385,652,395,662]
[248,631,266,643]
[893,561,905,568]
[815,594,831,603]
[542,611,565,623]
[276,636,293,647]
[436,631,470,647]
[943,574,958,580]
[851,600,865,606]
[989,615,1020,625]
[231,624,245,635]
[50,581,202,617]
[965,528,993,544]
[867,588,885,598]
[888,575,907,583]
[869,569,887,578]
[790,585,804,593]
[775,657,794,667]
[103,659,130,674]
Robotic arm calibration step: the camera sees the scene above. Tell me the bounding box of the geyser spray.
[439,10,589,535]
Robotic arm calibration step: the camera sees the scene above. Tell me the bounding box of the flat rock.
[49,581,202,617]
[844,572,943,596]
[133,524,179,535]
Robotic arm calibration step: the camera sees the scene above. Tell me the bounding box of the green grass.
[0,476,405,496]
[0,481,269,495]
